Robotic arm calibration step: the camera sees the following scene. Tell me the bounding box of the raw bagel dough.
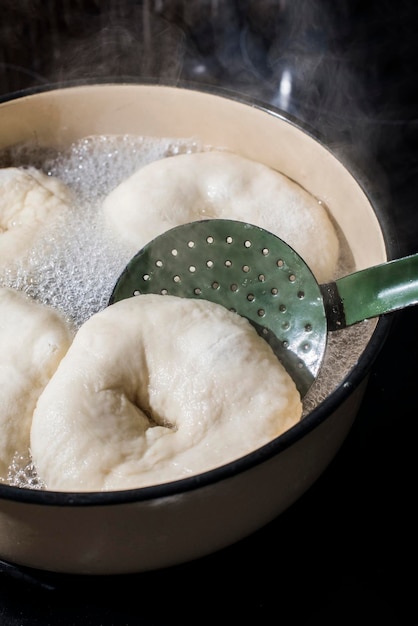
[0,287,73,479]
[101,150,339,283]
[0,166,72,273]
[30,294,302,492]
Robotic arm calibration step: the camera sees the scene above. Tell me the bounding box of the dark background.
[1,1,417,624]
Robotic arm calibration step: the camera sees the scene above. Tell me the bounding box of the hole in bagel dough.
[142,406,176,431]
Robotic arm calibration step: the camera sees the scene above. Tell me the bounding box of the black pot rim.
[0,78,396,506]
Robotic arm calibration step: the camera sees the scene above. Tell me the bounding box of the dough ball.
[30,294,302,492]
[0,166,73,273]
[101,150,339,283]
[0,287,73,479]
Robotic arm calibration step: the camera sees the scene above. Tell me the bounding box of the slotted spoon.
[109,219,418,397]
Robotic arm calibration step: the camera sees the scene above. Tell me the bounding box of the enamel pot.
[0,82,392,575]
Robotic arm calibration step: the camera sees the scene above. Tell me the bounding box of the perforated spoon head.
[110,219,328,397]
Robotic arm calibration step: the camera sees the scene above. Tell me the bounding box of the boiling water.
[0,136,376,489]
[0,135,206,329]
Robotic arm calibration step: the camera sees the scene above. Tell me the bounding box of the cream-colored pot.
[0,83,390,575]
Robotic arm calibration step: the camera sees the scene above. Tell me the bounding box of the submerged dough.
[101,150,339,283]
[0,287,73,479]
[0,166,72,272]
[30,294,302,492]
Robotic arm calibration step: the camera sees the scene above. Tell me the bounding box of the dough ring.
[101,150,339,284]
[30,294,302,492]
[0,287,73,480]
[0,166,73,274]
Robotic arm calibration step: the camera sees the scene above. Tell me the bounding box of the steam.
[49,4,385,152]
[0,2,387,136]
[49,4,187,82]
[1,1,414,249]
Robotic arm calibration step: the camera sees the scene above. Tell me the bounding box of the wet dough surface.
[0,166,72,273]
[0,287,73,479]
[102,150,339,283]
[30,294,302,491]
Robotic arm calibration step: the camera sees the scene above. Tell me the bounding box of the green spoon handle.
[324,253,418,331]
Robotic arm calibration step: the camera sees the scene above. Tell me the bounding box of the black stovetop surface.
[1,1,417,624]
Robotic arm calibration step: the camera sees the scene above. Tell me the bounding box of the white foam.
[1,135,206,327]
